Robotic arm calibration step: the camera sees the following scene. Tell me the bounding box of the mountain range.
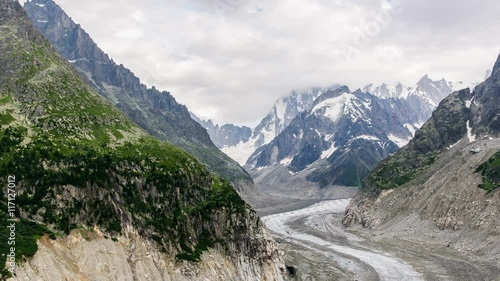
[194,87,338,165]
[195,75,464,197]
[190,114,252,149]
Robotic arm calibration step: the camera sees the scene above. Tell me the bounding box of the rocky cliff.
[13,230,284,281]
[0,0,284,279]
[343,54,500,262]
[23,0,253,192]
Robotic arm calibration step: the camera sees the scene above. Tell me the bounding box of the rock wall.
[13,227,285,281]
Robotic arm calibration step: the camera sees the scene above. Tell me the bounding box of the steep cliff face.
[23,0,253,191]
[0,1,284,279]
[13,230,284,281]
[343,54,500,261]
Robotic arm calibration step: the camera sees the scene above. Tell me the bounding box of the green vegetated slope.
[22,0,252,189]
[0,0,259,277]
[476,151,500,193]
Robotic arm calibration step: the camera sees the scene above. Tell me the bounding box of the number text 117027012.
[6,175,17,274]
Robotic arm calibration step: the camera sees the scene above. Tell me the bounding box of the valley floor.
[258,199,500,281]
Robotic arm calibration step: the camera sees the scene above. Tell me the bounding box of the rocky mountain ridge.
[203,76,455,175]
[0,0,285,279]
[245,86,415,196]
[190,113,252,149]
[23,0,253,192]
[191,75,457,198]
[200,87,338,165]
[363,75,469,105]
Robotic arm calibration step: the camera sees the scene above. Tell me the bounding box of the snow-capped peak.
[312,93,356,123]
[362,82,410,99]
[217,86,340,165]
[363,75,454,109]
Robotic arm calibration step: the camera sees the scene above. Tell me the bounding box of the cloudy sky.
[26,0,500,126]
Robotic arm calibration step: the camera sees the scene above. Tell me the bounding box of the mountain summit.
[364,75,454,108]
[493,53,500,75]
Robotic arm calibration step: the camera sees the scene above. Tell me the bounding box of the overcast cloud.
[26,0,500,126]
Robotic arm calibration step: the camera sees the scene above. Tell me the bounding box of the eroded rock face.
[344,139,500,260]
[13,228,285,281]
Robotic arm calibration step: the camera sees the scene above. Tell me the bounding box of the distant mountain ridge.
[198,76,459,170]
[24,0,253,191]
[194,86,339,165]
[363,76,469,104]
[245,75,461,196]
[190,114,252,148]
[247,87,407,192]
[363,75,465,122]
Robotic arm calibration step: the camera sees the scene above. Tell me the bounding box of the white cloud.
[132,10,144,22]
[50,0,499,126]
[114,28,144,40]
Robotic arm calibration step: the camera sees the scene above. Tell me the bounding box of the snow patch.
[388,134,409,148]
[312,94,355,123]
[466,121,476,143]
[321,143,337,159]
[324,134,334,141]
[353,135,379,141]
[221,139,258,166]
[404,124,417,137]
[448,140,461,149]
[274,99,286,126]
[465,97,475,109]
[261,128,276,145]
[280,157,293,166]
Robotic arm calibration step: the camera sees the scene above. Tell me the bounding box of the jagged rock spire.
[492,53,500,76]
